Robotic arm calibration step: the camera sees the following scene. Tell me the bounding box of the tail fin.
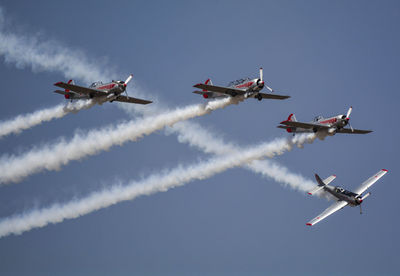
[287,113,297,122]
[281,114,297,133]
[308,174,327,195]
[64,80,75,99]
[202,78,213,92]
[308,174,336,195]
[65,80,74,92]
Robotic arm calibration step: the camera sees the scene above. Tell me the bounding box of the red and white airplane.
[277,107,372,136]
[54,74,152,105]
[306,169,388,226]
[193,68,290,101]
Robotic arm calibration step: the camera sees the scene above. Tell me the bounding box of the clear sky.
[0,0,399,275]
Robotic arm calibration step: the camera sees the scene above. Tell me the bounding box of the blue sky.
[0,1,399,275]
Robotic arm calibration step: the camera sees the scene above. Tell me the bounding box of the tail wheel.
[257,94,262,101]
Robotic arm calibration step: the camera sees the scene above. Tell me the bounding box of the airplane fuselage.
[323,185,362,206]
[289,114,349,136]
[66,80,126,102]
[204,77,265,99]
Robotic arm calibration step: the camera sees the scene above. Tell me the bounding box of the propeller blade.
[360,204,362,215]
[265,85,274,92]
[124,74,133,85]
[346,106,353,119]
[259,67,263,82]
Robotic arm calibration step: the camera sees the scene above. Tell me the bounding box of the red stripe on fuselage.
[235,82,253,89]
[320,118,337,124]
[97,83,116,90]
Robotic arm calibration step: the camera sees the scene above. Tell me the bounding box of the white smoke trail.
[0,97,240,184]
[0,8,113,84]
[166,121,316,192]
[0,133,315,238]
[0,7,317,194]
[0,100,95,138]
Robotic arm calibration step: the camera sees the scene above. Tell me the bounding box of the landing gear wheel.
[257,94,262,101]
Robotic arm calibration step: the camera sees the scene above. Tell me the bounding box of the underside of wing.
[54,82,105,97]
[353,169,388,195]
[337,128,373,134]
[54,90,68,95]
[53,90,79,96]
[258,92,290,100]
[193,83,245,97]
[277,125,289,129]
[306,201,348,226]
[114,95,152,105]
[280,121,329,130]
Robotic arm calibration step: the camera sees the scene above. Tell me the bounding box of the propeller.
[122,74,133,97]
[256,67,265,89]
[257,67,274,92]
[124,74,133,86]
[346,106,353,120]
[359,204,362,215]
[343,106,354,132]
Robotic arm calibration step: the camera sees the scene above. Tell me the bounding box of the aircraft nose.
[258,80,264,88]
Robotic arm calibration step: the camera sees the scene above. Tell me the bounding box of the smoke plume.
[0,133,315,238]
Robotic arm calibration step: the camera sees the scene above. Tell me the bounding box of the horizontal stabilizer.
[308,185,325,195]
[308,174,336,195]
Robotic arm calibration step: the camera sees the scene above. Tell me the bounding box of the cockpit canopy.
[313,115,324,122]
[89,81,103,88]
[227,77,251,87]
[335,187,345,193]
[335,186,358,197]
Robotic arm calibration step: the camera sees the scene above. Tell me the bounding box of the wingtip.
[382,169,388,172]
[307,192,312,195]
[306,223,312,226]
[54,81,63,86]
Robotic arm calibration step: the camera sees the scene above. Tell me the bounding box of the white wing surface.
[353,169,388,195]
[306,201,348,226]
[323,175,337,185]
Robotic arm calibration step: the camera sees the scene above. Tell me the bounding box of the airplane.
[54,74,152,105]
[306,169,388,226]
[277,107,372,136]
[193,68,290,101]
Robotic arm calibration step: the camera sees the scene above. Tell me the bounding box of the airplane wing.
[306,200,348,226]
[54,82,106,97]
[257,92,290,100]
[323,175,337,185]
[53,90,80,96]
[353,169,388,195]
[280,120,330,130]
[193,83,290,100]
[336,128,373,134]
[193,83,246,97]
[113,95,152,105]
